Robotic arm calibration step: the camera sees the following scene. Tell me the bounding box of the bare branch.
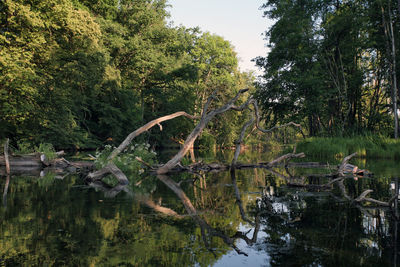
[263,152,306,168]
[231,115,255,168]
[250,100,305,138]
[87,163,129,185]
[156,89,250,174]
[135,156,154,169]
[354,189,391,206]
[108,111,198,160]
[354,189,374,202]
[338,152,357,176]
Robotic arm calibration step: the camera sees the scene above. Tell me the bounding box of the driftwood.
[155,150,305,174]
[261,152,305,168]
[262,152,397,209]
[87,163,128,185]
[0,152,94,177]
[338,152,357,176]
[0,154,43,168]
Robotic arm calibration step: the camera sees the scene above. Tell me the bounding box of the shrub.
[94,143,157,178]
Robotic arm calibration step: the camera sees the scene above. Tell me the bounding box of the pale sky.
[166,0,272,74]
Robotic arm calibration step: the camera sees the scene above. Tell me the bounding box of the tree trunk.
[383,3,399,138]
[389,4,399,138]
[156,89,249,174]
[3,138,10,175]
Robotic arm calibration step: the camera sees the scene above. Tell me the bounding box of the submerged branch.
[262,152,306,168]
[136,195,184,218]
[87,163,128,185]
[354,189,391,207]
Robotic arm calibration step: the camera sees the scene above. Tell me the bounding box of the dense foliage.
[256,0,400,137]
[0,0,253,149]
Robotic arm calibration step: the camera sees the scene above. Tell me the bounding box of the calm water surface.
[1,150,399,266]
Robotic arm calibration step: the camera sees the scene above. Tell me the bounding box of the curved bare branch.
[108,111,198,160]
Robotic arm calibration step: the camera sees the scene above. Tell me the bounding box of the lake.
[1,149,399,266]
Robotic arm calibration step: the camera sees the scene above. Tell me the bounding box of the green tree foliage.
[0,0,251,149]
[256,0,400,137]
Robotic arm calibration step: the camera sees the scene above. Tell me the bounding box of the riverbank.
[296,136,400,159]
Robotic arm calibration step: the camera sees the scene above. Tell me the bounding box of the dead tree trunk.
[88,111,199,182]
[231,115,255,168]
[87,163,129,185]
[156,90,304,174]
[156,89,250,174]
[3,139,10,175]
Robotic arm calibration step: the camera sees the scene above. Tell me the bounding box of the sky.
[166,0,273,74]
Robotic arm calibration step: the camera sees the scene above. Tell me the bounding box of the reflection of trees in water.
[1,166,399,266]
[149,166,399,266]
[253,171,400,266]
[0,175,105,266]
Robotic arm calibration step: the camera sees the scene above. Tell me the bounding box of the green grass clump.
[297,136,400,160]
[36,143,57,161]
[13,141,57,160]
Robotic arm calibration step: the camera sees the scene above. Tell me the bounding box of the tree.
[0,0,252,149]
[255,0,326,136]
[256,0,400,137]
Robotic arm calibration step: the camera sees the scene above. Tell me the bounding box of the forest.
[256,0,400,138]
[0,0,253,150]
[2,0,399,151]
[1,1,400,266]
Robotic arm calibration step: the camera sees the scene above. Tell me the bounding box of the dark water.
[1,150,400,266]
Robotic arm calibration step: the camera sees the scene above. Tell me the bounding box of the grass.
[296,136,400,160]
[12,141,57,161]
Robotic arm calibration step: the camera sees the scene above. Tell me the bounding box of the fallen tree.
[0,152,94,176]
[0,89,307,182]
[3,89,390,213]
[85,88,385,215]
[88,88,305,182]
[261,152,399,210]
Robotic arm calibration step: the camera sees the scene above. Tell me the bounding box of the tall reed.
[297,136,400,159]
